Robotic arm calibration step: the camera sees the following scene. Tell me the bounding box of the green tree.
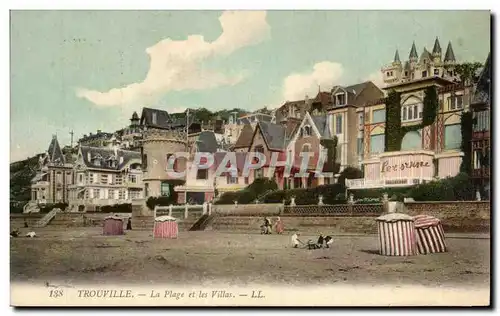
[454,62,483,86]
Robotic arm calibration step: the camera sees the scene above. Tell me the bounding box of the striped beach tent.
[413,214,447,254]
[103,215,124,236]
[376,213,417,256]
[153,215,179,239]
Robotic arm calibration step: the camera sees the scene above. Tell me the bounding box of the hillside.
[10,154,41,211]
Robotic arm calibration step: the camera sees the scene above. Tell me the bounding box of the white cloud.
[282,61,344,101]
[76,11,270,108]
[364,70,386,92]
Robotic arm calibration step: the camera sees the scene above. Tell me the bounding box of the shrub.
[409,180,455,201]
[215,178,278,205]
[262,184,345,205]
[337,167,364,187]
[146,196,178,210]
[101,203,132,213]
[39,202,68,213]
[447,172,475,201]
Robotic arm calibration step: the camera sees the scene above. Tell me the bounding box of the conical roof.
[47,135,65,164]
[444,42,456,62]
[131,111,139,120]
[394,49,401,63]
[409,42,419,60]
[432,37,442,55]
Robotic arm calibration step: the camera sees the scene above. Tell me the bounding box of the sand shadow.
[359,249,381,255]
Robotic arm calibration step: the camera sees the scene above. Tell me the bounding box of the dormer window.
[152,112,157,125]
[94,159,101,167]
[335,93,346,106]
[434,69,440,76]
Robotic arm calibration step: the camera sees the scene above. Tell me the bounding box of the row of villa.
[28,38,491,211]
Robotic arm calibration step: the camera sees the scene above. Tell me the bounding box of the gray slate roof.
[472,53,491,106]
[257,121,287,151]
[47,136,65,164]
[444,42,456,62]
[80,146,141,170]
[310,114,330,138]
[140,107,173,129]
[432,37,442,55]
[409,42,419,59]
[196,131,218,153]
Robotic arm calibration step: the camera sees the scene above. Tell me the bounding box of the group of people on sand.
[10,219,37,238]
[291,232,333,249]
[260,217,284,235]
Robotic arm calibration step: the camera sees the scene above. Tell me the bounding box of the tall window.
[302,125,312,137]
[152,112,157,125]
[357,138,364,158]
[335,144,342,163]
[93,189,100,200]
[227,175,238,184]
[434,68,440,76]
[101,174,108,184]
[78,174,83,184]
[444,124,462,150]
[372,109,386,123]
[401,104,423,122]
[358,112,364,129]
[448,95,463,110]
[197,169,208,180]
[115,174,123,185]
[160,181,170,197]
[422,70,427,78]
[129,174,137,183]
[335,114,342,134]
[474,110,490,132]
[108,189,115,200]
[255,168,264,179]
[370,134,385,154]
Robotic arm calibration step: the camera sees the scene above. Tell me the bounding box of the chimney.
[97,129,102,133]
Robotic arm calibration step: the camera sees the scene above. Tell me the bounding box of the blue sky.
[10,10,490,162]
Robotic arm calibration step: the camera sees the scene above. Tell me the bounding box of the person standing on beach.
[275,217,284,234]
[126,217,132,230]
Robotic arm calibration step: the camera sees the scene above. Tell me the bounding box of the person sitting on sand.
[317,233,325,248]
[24,219,28,228]
[324,235,333,248]
[10,229,20,238]
[25,231,37,238]
[291,232,303,248]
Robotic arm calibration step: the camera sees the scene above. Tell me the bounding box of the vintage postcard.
[10,9,491,307]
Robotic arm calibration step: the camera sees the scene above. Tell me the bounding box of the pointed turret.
[394,49,401,64]
[47,135,65,164]
[130,111,139,126]
[432,37,442,56]
[444,41,456,63]
[409,42,419,61]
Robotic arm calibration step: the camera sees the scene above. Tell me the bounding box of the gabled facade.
[31,136,75,204]
[285,112,333,189]
[67,146,143,211]
[470,53,491,198]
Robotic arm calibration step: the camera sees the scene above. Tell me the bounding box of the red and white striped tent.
[376,213,417,256]
[153,215,179,239]
[103,215,124,236]
[413,214,447,254]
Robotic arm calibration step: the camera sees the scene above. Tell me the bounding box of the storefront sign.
[381,160,431,173]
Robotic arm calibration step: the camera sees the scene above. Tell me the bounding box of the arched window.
[401,130,422,151]
[302,125,312,137]
[302,143,311,152]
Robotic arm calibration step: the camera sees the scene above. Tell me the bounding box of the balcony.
[472,167,490,179]
[125,181,143,188]
[32,181,49,188]
[346,177,435,190]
